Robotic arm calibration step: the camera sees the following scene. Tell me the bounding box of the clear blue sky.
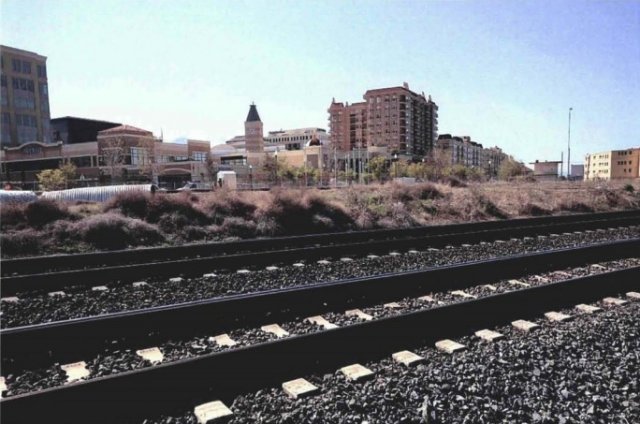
[2,0,639,167]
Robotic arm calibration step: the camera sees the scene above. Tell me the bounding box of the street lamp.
[393,153,399,179]
[249,164,253,190]
[274,149,278,187]
[567,107,573,179]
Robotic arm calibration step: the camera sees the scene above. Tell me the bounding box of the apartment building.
[1,45,51,146]
[584,148,640,180]
[328,83,438,157]
[436,134,483,167]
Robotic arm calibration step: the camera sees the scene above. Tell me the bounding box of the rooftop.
[246,104,261,122]
[98,125,153,136]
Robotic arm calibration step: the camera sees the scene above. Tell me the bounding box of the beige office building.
[1,45,51,146]
[584,148,640,180]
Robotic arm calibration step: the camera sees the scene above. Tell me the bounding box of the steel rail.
[2,213,640,296]
[3,238,638,372]
[3,209,639,277]
[1,265,637,424]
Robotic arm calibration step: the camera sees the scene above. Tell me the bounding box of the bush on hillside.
[25,199,74,227]
[1,229,44,256]
[0,203,26,229]
[75,214,164,250]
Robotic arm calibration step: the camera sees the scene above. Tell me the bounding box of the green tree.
[59,162,77,188]
[498,158,528,180]
[368,155,388,182]
[37,169,67,191]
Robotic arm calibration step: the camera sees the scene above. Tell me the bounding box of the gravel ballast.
[2,226,639,328]
[2,258,638,399]
[137,297,640,424]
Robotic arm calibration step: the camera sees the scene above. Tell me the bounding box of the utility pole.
[567,107,573,179]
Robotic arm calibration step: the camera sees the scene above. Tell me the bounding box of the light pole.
[274,149,278,187]
[394,153,399,179]
[567,107,573,179]
[249,164,253,190]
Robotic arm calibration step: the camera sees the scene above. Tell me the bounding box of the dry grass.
[1,179,638,257]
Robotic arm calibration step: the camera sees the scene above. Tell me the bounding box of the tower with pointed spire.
[244,103,264,154]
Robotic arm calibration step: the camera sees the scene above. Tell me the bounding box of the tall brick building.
[1,45,51,146]
[328,83,438,157]
[244,103,264,154]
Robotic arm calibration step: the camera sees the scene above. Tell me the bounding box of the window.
[70,156,93,167]
[37,65,47,78]
[22,61,31,74]
[130,147,150,165]
[192,151,207,162]
[12,59,21,72]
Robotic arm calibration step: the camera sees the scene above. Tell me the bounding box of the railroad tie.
[602,297,627,306]
[450,290,476,299]
[544,311,573,322]
[392,350,424,367]
[435,339,466,354]
[260,324,289,338]
[60,361,90,383]
[508,279,530,288]
[306,315,338,330]
[626,292,640,301]
[194,400,233,423]
[475,329,504,342]
[208,334,237,347]
[511,319,539,332]
[282,378,319,399]
[339,364,374,382]
[0,377,7,398]
[1,296,19,303]
[345,309,373,321]
[575,304,602,314]
[136,347,164,364]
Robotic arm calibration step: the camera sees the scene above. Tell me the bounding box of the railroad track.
[2,210,640,296]
[1,239,638,423]
[7,210,639,277]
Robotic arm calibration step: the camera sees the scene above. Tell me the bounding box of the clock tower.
[244,103,264,154]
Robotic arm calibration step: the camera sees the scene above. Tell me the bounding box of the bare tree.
[134,136,158,182]
[101,136,127,184]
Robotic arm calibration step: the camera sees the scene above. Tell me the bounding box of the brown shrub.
[390,183,442,203]
[220,217,258,238]
[256,190,354,235]
[74,213,164,250]
[0,229,44,257]
[559,201,594,213]
[518,203,552,217]
[104,191,151,219]
[443,176,467,188]
[24,199,74,228]
[200,190,257,224]
[0,203,26,229]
